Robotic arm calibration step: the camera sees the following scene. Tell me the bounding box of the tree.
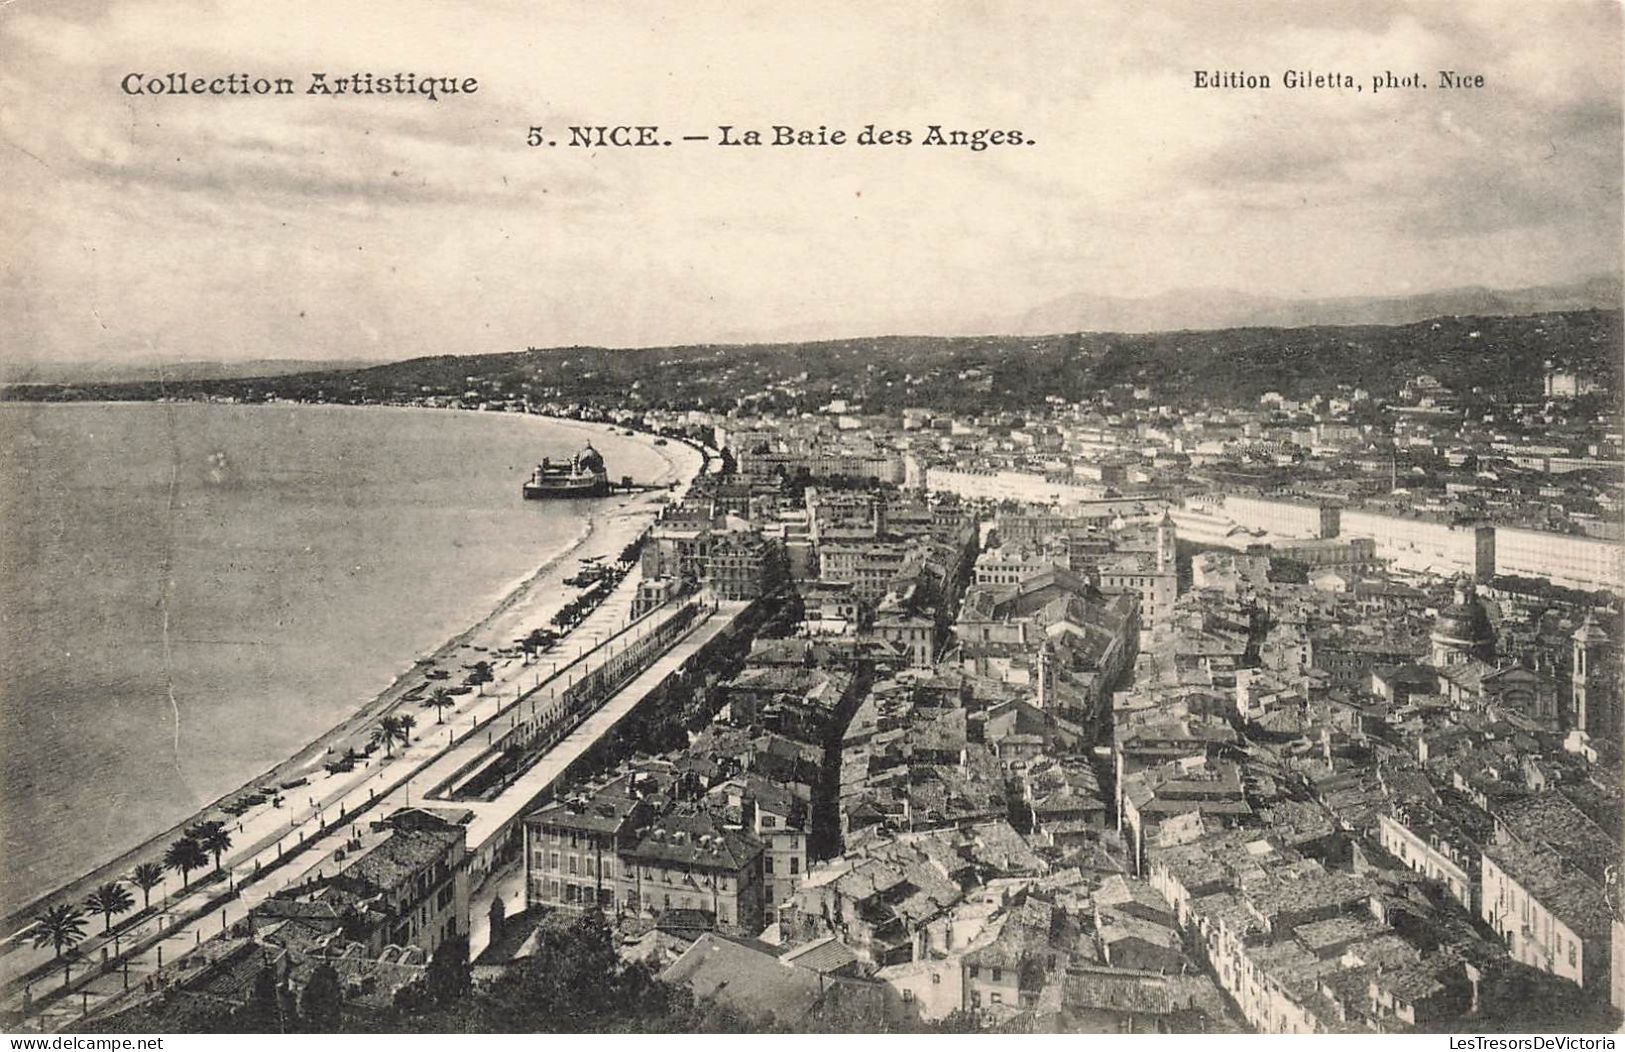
[237,963,287,1033]
[84,881,135,933]
[425,935,470,1005]
[396,713,416,745]
[424,687,453,724]
[370,715,405,758]
[163,836,209,888]
[189,820,233,872]
[31,903,88,963]
[129,862,165,910]
[298,962,343,1030]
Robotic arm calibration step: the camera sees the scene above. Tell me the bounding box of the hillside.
[4,310,1618,413]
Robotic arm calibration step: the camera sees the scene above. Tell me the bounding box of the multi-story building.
[525,777,650,913]
[819,539,916,603]
[715,776,808,926]
[524,780,767,937]
[1098,514,1178,643]
[1220,495,1336,540]
[632,575,683,618]
[870,608,937,668]
[642,522,712,583]
[1377,811,1476,912]
[995,508,1121,549]
[922,465,1106,504]
[740,448,905,484]
[973,545,1071,586]
[705,530,786,601]
[619,815,766,935]
[258,807,469,958]
[1495,527,1624,595]
[1338,510,1495,580]
[1480,838,1612,993]
[1255,536,1378,569]
[1119,759,1252,874]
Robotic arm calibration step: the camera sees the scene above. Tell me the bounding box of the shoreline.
[0,403,700,938]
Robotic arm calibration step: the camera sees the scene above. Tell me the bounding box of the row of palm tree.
[84,881,134,933]
[28,821,240,981]
[423,686,453,723]
[370,713,415,757]
[162,819,233,888]
[30,902,88,968]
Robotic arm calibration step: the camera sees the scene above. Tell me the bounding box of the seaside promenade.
[1,425,710,1031]
[5,582,743,1031]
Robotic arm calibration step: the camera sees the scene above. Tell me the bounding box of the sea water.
[0,401,665,917]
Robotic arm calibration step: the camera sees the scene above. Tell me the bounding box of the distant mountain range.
[1007,275,1623,335]
[0,357,382,385]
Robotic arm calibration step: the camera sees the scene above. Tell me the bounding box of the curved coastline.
[0,402,699,939]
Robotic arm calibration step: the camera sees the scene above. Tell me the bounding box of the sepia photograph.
[1,0,1622,1041]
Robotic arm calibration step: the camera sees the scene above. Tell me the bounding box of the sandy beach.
[0,407,700,942]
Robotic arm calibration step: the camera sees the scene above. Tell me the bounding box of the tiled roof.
[778,935,860,974]
[340,827,459,895]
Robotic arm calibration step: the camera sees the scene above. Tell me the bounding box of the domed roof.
[577,443,605,472]
[1432,580,1494,648]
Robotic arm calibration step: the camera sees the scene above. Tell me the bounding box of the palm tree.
[163,836,209,888]
[189,821,233,872]
[370,715,405,758]
[396,713,416,745]
[129,862,164,910]
[84,882,135,933]
[31,903,87,965]
[424,687,453,724]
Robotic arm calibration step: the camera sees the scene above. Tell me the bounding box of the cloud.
[1,0,1619,361]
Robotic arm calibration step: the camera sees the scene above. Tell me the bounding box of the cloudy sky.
[2,0,1620,363]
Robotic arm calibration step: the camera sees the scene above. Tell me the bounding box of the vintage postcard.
[1,0,1621,1041]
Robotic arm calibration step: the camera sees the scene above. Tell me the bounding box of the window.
[992,967,1002,983]
[765,857,775,874]
[901,989,915,1003]
[990,993,1002,1005]
[932,973,941,985]
[790,857,800,875]
[969,966,979,980]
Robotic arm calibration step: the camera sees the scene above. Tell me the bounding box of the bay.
[0,401,664,917]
